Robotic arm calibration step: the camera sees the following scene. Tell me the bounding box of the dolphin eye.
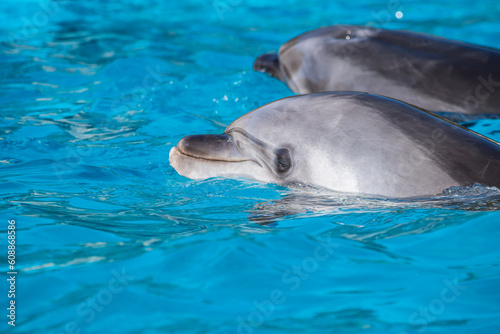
[275,148,292,176]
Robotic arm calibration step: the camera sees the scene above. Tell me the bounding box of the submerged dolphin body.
[169,92,500,197]
[254,25,500,115]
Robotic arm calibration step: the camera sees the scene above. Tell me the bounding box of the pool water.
[1,0,500,333]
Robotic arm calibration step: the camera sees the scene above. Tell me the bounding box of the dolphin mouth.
[174,134,252,163]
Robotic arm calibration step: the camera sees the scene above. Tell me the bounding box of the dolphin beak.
[175,134,248,162]
[253,53,283,81]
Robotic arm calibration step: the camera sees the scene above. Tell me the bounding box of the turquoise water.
[1,0,500,333]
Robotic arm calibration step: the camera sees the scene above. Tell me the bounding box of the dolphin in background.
[254,25,500,116]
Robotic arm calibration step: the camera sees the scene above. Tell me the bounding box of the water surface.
[1,1,500,333]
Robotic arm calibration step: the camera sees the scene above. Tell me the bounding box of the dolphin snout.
[176,134,247,162]
[253,53,282,81]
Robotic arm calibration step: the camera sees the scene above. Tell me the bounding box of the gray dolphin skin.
[169,92,500,197]
[254,25,500,115]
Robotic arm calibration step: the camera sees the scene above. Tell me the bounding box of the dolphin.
[253,25,500,115]
[169,92,500,197]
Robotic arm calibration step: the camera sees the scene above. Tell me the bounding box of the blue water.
[1,1,500,333]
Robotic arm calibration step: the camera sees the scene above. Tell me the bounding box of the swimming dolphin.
[169,92,500,197]
[254,25,500,115]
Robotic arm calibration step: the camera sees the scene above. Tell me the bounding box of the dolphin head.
[169,131,289,183]
[255,25,381,94]
[169,92,373,194]
[169,95,331,187]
